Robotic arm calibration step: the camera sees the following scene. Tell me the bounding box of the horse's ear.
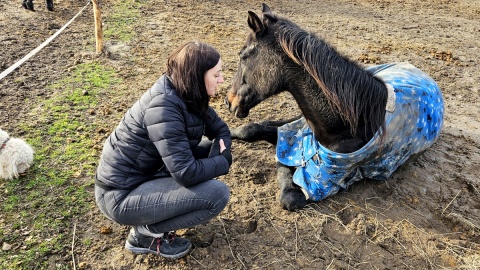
[261,3,277,24]
[247,11,265,35]
[261,3,272,14]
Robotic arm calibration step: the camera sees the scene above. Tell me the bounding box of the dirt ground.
[1,0,480,269]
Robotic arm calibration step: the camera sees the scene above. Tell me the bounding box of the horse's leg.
[46,0,53,11]
[22,0,34,11]
[231,114,302,145]
[277,162,308,211]
[230,123,278,144]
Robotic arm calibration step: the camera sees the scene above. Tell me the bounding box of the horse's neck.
[286,66,384,150]
[286,74,348,142]
[275,22,387,150]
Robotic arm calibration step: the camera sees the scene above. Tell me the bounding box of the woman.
[94,41,232,259]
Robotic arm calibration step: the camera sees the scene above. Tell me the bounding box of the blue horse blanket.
[276,62,444,201]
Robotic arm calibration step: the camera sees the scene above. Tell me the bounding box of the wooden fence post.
[92,0,104,53]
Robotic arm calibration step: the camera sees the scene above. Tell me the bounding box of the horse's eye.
[239,50,250,60]
[240,46,256,60]
[238,45,247,56]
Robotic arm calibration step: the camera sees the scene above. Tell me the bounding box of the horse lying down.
[22,0,54,11]
[225,3,444,211]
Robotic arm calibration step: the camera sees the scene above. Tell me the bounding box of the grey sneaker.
[125,227,192,259]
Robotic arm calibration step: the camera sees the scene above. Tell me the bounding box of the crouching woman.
[94,41,232,259]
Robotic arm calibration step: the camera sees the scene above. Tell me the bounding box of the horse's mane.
[272,15,387,138]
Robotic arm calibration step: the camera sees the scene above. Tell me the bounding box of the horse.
[225,3,444,211]
[22,0,54,11]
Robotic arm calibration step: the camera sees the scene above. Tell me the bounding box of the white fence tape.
[0,2,91,81]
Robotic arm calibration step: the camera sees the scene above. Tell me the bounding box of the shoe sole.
[125,241,192,259]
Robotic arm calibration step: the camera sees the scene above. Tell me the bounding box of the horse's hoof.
[230,124,260,141]
[23,2,34,11]
[279,188,308,211]
[22,3,33,11]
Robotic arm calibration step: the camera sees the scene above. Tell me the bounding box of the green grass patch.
[0,62,121,269]
[103,0,142,42]
[0,0,145,266]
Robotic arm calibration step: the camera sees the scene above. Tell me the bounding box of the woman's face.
[204,58,224,97]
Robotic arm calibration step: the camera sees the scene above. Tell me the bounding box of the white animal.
[0,128,34,180]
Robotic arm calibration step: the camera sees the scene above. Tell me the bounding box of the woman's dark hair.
[166,41,221,118]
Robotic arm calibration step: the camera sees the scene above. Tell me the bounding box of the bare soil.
[1,0,479,269]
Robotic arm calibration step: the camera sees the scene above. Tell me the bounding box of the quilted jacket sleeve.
[144,95,230,187]
[204,106,232,153]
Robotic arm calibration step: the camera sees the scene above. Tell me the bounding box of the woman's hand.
[219,139,232,165]
[219,139,226,153]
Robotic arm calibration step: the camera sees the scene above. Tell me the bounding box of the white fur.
[0,129,34,180]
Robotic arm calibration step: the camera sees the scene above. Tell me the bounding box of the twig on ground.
[447,213,480,232]
[218,217,246,269]
[71,222,77,270]
[189,253,207,268]
[294,219,298,259]
[326,258,335,269]
[248,191,286,244]
[442,189,462,215]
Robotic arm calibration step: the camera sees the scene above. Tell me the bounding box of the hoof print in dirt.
[192,233,215,248]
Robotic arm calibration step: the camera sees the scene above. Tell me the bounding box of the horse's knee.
[276,164,293,188]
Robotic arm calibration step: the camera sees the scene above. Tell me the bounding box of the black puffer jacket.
[95,75,231,190]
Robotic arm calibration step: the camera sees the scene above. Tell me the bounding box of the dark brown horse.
[226,3,444,211]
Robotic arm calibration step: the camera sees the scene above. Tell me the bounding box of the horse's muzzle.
[224,95,248,118]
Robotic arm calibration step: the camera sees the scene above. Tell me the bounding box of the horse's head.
[226,3,286,118]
